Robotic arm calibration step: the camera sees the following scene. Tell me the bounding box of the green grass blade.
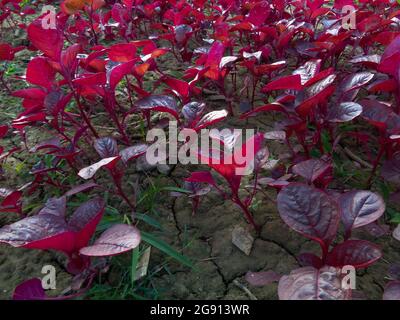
[141,231,193,269]
[130,247,140,286]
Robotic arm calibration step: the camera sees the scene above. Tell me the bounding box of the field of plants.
[1,0,400,301]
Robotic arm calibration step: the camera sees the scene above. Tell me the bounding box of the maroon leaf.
[0,125,8,139]
[245,270,281,287]
[13,278,46,300]
[326,240,382,269]
[185,171,217,188]
[277,183,340,246]
[80,224,141,257]
[1,190,22,208]
[339,190,385,235]
[278,266,351,300]
[297,253,323,268]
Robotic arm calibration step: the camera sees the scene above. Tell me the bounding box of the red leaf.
[108,43,137,62]
[26,57,56,89]
[0,125,8,139]
[27,18,63,61]
[262,74,302,92]
[163,76,189,98]
[204,41,225,80]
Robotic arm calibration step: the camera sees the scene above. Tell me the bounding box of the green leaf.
[130,247,140,286]
[136,213,163,230]
[160,186,191,194]
[141,231,194,269]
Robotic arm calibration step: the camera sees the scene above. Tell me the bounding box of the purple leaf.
[326,240,382,269]
[339,72,374,93]
[393,224,400,241]
[119,144,148,164]
[80,224,141,257]
[362,222,390,237]
[135,95,179,120]
[13,278,46,300]
[339,190,385,235]
[174,24,192,43]
[297,253,323,268]
[264,131,286,141]
[0,213,72,251]
[38,197,67,217]
[327,102,363,122]
[64,182,99,197]
[182,102,206,124]
[388,264,400,281]
[278,266,351,300]
[292,159,331,183]
[68,197,105,251]
[30,137,62,153]
[383,281,400,300]
[94,137,119,158]
[381,158,400,184]
[0,197,104,255]
[292,59,321,85]
[277,183,340,246]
